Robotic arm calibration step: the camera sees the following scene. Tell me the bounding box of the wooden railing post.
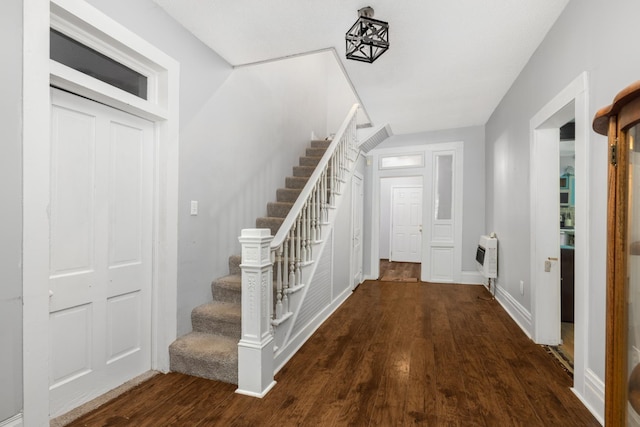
[236,229,276,398]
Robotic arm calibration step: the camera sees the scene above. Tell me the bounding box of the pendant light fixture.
[345,6,389,63]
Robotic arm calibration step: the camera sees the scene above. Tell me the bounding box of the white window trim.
[23,0,179,424]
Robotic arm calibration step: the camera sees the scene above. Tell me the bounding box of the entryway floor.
[379,259,421,282]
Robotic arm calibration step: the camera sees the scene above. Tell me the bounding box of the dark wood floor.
[65,280,599,426]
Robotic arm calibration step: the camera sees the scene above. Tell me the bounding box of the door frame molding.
[367,142,463,282]
[23,1,179,424]
[529,72,593,402]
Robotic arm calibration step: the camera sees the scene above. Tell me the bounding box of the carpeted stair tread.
[277,188,302,202]
[192,301,241,338]
[267,201,294,218]
[169,332,238,384]
[286,176,309,189]
[306,147,326,157]
[228,255,242,276]
[293,165,316,177]
[299,156,322,167]
[311,139,332,149]
[211,274,241,304]
[256,217,285,235]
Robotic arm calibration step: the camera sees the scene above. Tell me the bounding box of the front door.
[390,186,423,263]
[48,89,154,417]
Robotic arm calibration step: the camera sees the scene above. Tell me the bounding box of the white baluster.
[305,201,312,261]
[301,202,307,263]
[288,226,295,296]
[332,151,336,196]
[310,184,317,242]
[323,168,329,219]
[283,233,290,314]
[275,245,283,319]
[296,215,302,287]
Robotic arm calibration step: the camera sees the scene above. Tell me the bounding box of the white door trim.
[23,1,179,424]
[367,142,463,283]
[350,172,364,289]
[529,72,591,402]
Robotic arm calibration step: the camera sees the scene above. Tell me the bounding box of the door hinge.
[610,140,618,166]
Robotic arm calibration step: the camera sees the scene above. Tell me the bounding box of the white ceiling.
[154,0,570,135]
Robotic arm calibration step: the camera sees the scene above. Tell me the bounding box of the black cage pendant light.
[345,6,389,63]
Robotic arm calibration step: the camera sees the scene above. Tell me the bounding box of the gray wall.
[0,0,23,422]
[372,125,486,271]
[484,0,640,416]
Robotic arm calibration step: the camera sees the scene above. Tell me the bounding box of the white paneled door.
[390,186,423,263]
[48,89,154,417]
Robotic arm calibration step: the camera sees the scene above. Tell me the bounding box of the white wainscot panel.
[50,304,92,388]
[409,233,420,254]
[50,106,96,275]
[432,223,453,241]
[394,232,407,252]
[109,122,143,267]
[430,247,454,282]
[107,291,141,364]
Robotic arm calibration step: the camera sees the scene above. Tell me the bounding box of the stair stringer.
[272,156,359,373]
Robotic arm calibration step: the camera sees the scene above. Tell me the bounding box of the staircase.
[169,139,331,384]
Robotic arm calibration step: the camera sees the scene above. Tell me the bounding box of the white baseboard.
[0,414,23,427]
[460,270,483,285]
[495,284,532,338]
[274,287,352,373]
[572,369,604,425]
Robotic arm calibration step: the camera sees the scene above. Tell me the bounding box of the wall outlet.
[519,280,524,295]
[190,200,198,216]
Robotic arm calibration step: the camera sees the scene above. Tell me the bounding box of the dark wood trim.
[606,115,629,426]
[595,82,640,425]
[594,80,640,135]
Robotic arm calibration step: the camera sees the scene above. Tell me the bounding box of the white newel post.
[236,229,277,398]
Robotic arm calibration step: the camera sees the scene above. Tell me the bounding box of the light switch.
[190,200,198,216]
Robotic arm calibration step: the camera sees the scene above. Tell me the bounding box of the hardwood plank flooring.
[65,280,599,426]
[379,259,420,282]
[560,321,575,362]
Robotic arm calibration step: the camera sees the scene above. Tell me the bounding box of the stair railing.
[271,104,359,324]
[237,104,359,398]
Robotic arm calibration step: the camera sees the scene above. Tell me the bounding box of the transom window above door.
[50,28,148,100]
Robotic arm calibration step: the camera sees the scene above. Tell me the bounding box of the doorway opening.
[378,176,423,280]
[378,260,421,282]
[559,120,576,370]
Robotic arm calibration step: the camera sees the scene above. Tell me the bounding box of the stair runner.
[169,139,331,384]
